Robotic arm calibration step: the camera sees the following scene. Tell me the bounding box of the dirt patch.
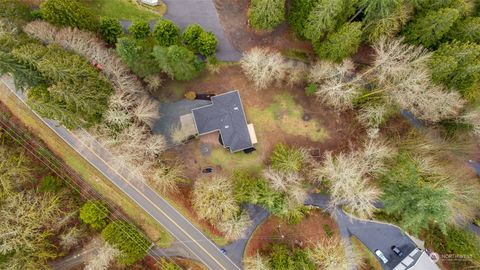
[245,208,339,257]
[213,0,313,54]
[160,65,365,178]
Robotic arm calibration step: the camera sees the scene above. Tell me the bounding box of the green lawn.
[83,0,164,21]
[247,93,328,142]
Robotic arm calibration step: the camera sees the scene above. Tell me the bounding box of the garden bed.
[244,208,339,257]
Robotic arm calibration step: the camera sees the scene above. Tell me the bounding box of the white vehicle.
[375,249,389,264]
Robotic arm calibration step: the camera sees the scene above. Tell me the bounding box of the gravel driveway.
[162,0,242,61]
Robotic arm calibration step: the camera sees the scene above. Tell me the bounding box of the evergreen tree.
[303,0,356,42]
[40,0,98,31]
[448,17,480,43]
[153,19,180,47]
[429,41,480,100]
[12,43,113,128]
[403,8,460,48]
[152,45,204,81]
[116,37,160,78]
[287,0,321,38]
[314,22,362,62]
[361,0,409,41]
[381,153,452,235]
[101,221,150,265]
[248,0,286,31]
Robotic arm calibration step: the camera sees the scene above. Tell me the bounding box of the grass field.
[0,82,173,247]
[83,0,165,21]
[247,93,328,142]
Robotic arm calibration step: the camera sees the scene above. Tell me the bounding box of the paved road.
[339,211,417,270]
[0,77,240,270]
[162,0,241,61]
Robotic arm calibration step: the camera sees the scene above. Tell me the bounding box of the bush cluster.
[182,24,218,56]
[80,201,110,230]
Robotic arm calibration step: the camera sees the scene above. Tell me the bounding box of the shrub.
[101,221,150,265]
[0,0,32,21]
[270,144,305,173]
[128,21,150,40]
[80,201,110,230]
[182,24,203,51]
[153,19,180,47]
[448,17,480,43]
[287,0,320,38]
[40,0,98,31]
[314,22,362,62]
[100,17,122,45]
[40,175,63,192]
[428,41,480,100]
[198,31,218,56]
[403,8,460,48]
[426,226,480,268]
[233,171,288,215]
[248,0,286,31]
[152,45,203,81]
[268,244,315,270]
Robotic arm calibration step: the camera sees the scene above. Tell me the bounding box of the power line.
[0,117,183,269]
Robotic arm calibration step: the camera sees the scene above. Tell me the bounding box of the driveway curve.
[162,0,242,62]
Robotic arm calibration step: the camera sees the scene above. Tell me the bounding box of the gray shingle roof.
[192,90,253,152]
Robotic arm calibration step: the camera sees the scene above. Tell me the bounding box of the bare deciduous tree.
[240,47,287,90]
[309,60,360,110]
[244,252,270,270]
[84,241,120,270]
[316,139,393,218]
[170,124,192,145]
[132,96,160,128]
[59,227,82,250]
[192,176,239,223]
[218,210,252,241]
[147,162,183,194]
[144,74,164,93]
[372,38,465,122]
[308,237,359,270]
[0,191,62,256]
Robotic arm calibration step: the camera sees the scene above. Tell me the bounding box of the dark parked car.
[202,167,213,173]
[391,246,403,257]
[220,248,227,254]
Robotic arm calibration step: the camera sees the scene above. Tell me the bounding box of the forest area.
[0,0,480,269]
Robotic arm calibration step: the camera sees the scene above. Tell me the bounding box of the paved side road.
[0,77,240,270]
